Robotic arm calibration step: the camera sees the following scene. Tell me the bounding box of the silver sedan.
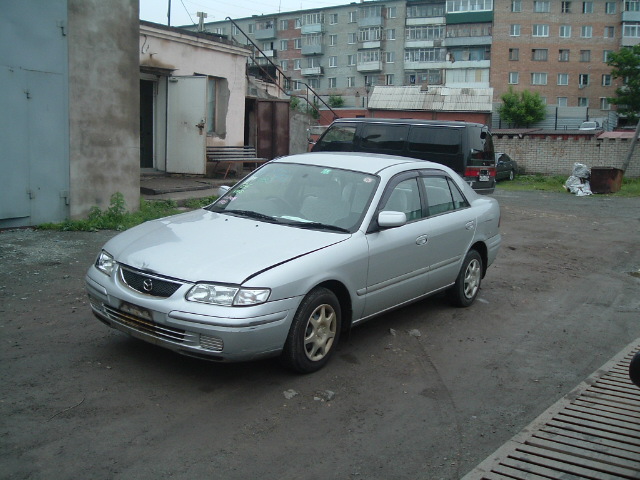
[86,153,501,373]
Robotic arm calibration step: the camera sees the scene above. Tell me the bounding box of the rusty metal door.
[256,99,289,160]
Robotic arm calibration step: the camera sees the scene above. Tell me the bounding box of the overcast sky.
[139,0,350,27]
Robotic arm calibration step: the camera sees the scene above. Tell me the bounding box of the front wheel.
[508,170,515,181]
[281,287,341,373]
[448,250,483,307]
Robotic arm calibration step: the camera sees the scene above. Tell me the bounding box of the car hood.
[103,209,348,284]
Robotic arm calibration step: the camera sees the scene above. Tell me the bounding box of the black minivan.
[311,118,496,194]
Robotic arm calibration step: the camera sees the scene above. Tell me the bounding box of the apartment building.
[197,0,639,115]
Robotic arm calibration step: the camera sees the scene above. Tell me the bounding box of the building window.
[329,56,337,67]
[294,59,301,70]
[603,50,612,62]
[328,77,337,88]
[349,11,357,23]
[512,0,521,11]
[562,1,572,13]
[578,97,589,106]
[247,24,255,34]
[510,24,521,36]
[532,49,548,61]
[509,72,519,84]
[604,26,615,38]
[329,34,337,46]
[280,60,287,71]
[582,1,593,13]
[357,50,381,64]
[387,28,396,40]
[347,76,355,87]
[557,97,567,106]
[232,25,240,35]
[624,22,640,37]
[600,97,611,109]
[559,49,570,61]
[347,54,356,66]
[280,40,288,51]
[280,20,288,30]
[606,2,617,13]
[385,51,395,63]
[627,0,640,11]
[559,25,572,37]
[602,74,612,86]
[509,48,519,60]
[404,47,447,62]
[295,18,301,29]
[308,78,319,89]
[579,73,590,86]
[292,80,302,90]
[534,1,551,12]
[580,50,591,62]
[533,24,549,37]
[558,73,569,85]
[329,13,338,25]
[348,32,357,44]
[406,25,445,40]
[387,6,397,18]
[386,74,394,85]
[581,25,593,37]
[294,38,301,49]
[531,72,548,85]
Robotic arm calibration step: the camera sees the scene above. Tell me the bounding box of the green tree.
[328,95,345,108]
[498,87,546,127]
[607,45,640,121]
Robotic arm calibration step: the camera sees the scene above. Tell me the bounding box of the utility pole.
[197,12,208,32]
[621,120,640,173]
[167,0,171,26]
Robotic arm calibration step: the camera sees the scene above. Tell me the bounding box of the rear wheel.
[448,249,483,307]
[508,170,515,181]
[281,287,341,373]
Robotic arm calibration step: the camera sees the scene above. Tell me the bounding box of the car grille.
[120,266,182,298]
[103,304,186,342]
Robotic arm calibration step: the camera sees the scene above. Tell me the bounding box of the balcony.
[301,23,323,35]
[301,66,324,76]
[358,15,383,27]
[405,39,443,48]
[359,40,382,49]
[356,61,382,72]
[301,44,323,55]
[255,27,276,40]
[444,35,492,47]
[622,11,640,21]
[406,16,445,26]
[262,49,277,58]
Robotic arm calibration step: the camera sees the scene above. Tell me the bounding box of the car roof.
[272,152,449,176]
[328,118,485,128]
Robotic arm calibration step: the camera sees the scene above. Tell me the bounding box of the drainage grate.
[463,338,640,480]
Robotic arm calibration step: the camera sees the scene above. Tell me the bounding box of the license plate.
[479,175,490,182]
[120,302,153,321]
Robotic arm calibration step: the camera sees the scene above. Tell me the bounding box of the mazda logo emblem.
[142,279,153,292]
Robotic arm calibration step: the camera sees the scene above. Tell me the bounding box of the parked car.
[578,121,601,131]
[86,153,501,373]
[495,152,518,181]
[311,118,497,194]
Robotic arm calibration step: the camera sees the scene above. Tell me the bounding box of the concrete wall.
[68,0,140,217]
[493,134,640,178]
[139,23,250,148]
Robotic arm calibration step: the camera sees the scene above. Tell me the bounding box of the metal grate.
[199,334,224,352]
[103,304,186,343]
[463,338,640,480]
[120,265,182,298]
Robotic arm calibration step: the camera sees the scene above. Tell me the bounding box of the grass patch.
[184,196,218,209]
[38,193,183,232]
[498,175,640,197]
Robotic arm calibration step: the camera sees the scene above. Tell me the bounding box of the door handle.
[465,221,475,230]
[416,235,428,245]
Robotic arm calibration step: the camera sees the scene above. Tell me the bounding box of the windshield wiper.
[224,210,277,222]
[287,221,350,233]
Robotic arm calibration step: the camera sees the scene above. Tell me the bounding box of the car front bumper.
[85,266,300,362]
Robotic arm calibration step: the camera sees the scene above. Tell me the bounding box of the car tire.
[281,287,341,373]
[630,351,640,388]
[448,249,483,307]
[508,170,515,181]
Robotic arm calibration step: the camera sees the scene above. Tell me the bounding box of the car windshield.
[207,162,379,232]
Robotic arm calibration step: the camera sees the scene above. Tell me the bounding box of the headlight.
[95,250,116,276]
[186,283,270,306]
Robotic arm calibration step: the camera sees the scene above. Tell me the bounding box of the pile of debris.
[564,163,592,196]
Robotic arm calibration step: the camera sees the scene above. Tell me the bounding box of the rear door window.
[407,127,461,154]
[360,124,409,152]
[314,124,357,152]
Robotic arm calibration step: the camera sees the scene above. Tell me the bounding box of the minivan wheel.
[508,170,515,181]
[281,287,341,373]
[448,250,483,307]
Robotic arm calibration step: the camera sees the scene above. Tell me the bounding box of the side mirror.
[378,211,407,228]
[218,185,231,196]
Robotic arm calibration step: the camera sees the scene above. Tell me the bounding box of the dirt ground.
[1,189,639,480]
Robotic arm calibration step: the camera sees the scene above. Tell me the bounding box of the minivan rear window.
[360,124,409,151]
[408,126,461,154]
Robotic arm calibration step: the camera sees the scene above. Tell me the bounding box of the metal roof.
[368,86,494,113]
